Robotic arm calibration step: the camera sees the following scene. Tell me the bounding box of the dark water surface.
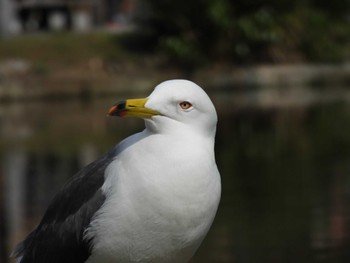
[1,87,350,263]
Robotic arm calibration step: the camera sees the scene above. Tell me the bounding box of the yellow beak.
[107,98,161,119]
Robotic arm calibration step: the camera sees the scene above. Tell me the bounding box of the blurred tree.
[134,0,350,67]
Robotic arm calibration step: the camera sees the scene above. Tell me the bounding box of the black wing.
[12,149,117,263]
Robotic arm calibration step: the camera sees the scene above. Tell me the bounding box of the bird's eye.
[179,101,193,110]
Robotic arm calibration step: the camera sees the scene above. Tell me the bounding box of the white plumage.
[86,80,221,262]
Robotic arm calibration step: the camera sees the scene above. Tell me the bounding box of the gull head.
[108,79,217,137]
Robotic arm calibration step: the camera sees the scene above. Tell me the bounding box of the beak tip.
[107,105,119,117]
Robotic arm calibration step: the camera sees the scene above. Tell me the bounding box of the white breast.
[85,132,221,263]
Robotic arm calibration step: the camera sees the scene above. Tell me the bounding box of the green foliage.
[296,8,350,62]
[137,0,350,66]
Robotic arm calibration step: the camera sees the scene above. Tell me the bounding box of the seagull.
[13,79,221,263]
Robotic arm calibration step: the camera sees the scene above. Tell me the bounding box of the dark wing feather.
[13,149,117,263]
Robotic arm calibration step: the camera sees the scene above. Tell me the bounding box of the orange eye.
[179,101,192,110]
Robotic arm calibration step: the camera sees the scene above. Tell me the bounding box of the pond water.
[1,86,350,263]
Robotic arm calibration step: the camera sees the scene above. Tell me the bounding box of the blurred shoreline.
[0,58,349,103]
[0,32,349,104]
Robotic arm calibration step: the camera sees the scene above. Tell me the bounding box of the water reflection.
[1,88,350,263]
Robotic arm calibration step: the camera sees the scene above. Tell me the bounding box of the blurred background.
[0,0,350,262]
